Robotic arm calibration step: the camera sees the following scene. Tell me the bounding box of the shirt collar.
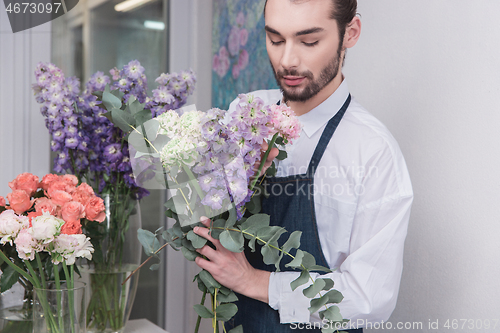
[295,79,350,138]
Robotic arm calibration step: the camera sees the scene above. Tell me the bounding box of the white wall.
[343,1,500,331]
[0,10,51,198]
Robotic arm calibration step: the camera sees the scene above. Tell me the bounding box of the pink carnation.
[6,190,34,214]
[268,104,302,143]
[15,228,39,261]
[35,197,58,215]
[0,196,5,206]
[8,173,39,196]
[72,183,95,206]
[60,201,85,224]
[85,197,105,222]
[47,179,76,198]
[49,190,72,207]
[40,174,60,191]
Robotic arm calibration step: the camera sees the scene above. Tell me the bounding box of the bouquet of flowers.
[0,172,102,333]
[31,61,197,332]
[100,90,345,333]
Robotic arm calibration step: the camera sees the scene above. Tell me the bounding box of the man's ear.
[343,16,361,49]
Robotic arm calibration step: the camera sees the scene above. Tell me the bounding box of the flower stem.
[194,290,207,333]
[250,132,280,191]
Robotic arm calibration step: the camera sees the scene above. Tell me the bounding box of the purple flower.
[123,60,145,80]
[65,137,79,149]
[103,143,123,163]
[228,26,241,57]
[201,188,227,210]
[153,86,175,104]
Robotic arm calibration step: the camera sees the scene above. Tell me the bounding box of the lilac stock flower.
[123,60,145,80]
[103,144,123,163]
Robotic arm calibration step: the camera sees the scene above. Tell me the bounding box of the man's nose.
[280,43,300,70]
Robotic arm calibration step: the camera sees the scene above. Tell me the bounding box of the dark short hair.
[264,0,357,40]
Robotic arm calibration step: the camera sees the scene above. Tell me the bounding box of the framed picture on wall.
[212,0,279,109]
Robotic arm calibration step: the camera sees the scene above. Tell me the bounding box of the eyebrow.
[265,26,325,37]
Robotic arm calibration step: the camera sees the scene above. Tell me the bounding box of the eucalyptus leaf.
[262,244,280,266]
[300,251,317,269]
[276,149,288,160]
[320,278,335,291]
[225,206,237,229]
[102,90,122,110]
[111,108,135,133]
[282,230,302,253]
[308,265,332,273]
[290,269,310,291]
[308,290,344,314]
[193,304,214,319]
[240,214,270,237]
[181,238,196,251]
[275,136,285,146]
[303,278,326,298]
[187,230,208,249]
[215,303,238,321]
[318,305,343,322]
[135,110,154,127]
[137,228,160,256]
[217,291,238,303]
[209,219,226,239]
[150,263,160,271]
[198,270,221,294]
[181,247,198,261]
[246,193,262,214]
[228,325,244,333]
[219,230,244,253]
[248,236,257,252]
[256,226,285,243]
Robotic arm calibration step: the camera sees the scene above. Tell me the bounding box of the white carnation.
[0,210,28,245]
[30,211,64,244]
[52,234,94,265]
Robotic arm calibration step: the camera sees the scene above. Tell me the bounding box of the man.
[194,0,413,332]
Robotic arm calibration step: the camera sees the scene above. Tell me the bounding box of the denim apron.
[227,95,362,333]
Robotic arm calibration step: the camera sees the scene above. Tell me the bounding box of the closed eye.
[270,39,284,46]
[303,41,319,47]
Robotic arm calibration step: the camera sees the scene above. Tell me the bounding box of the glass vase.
[0,283,33,333]
[32,281,86,333]
[79,194,142,333]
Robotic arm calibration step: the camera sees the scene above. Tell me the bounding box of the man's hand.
[194,217,270,304]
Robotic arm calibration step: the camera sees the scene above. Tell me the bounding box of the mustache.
[276,69,313,79]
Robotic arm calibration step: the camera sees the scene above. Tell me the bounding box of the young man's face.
[265,0,345,103]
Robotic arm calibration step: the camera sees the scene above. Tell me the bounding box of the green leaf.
[181,247,198,261]
[245,193,261,214]
[319,305,343,322]
[290,269,310,291]
[286,249,304,269]
[102,89,122,110]
[248,237,257,252]
[256,226,286,244]
[187,230,207,249]
[228,325,244,333]
[276,149,287,160]
[215,303,238,321]
[262,244,280,266]
[219,230,244,253]
[193,304,214,318]
[111,108,135,133]
[308,265,332,273]
[208,219,226,239]
[282,231,302,253]
[303,278,326,298]
[239,214,270,237]
[275,136,285,146]
[217,290,238,303]
[225,206,237,229]
[308,290,344,314]
[0,265,19,292]
[320,278,335,291]
[137,229,160,256]
[300,251,317,269]
[198,270,221,294]
[128,98,146,115]
[150,263,160,271]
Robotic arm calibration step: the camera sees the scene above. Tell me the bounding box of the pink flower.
[219,46,229,59]
[50,190,72,207]
[47,179,76,197]
[52,234,93,265]
[35,197,58,215]
[236,11,245,27]
[15,228,39,261]
[232,64,241,79]
[0,210,28,245]
[240,29,248,46]
[61,220,82,235]
[0,196,5,206]
[238,49,249,70]
[60,201,85,224]
[72,183,95,206]
[40,174,60,191]
[8,173,39,196]
[61,174,78,187]
[6,190,34,214]
[84,197,105,222]
[268,104,303,143]
[228,27,241,56]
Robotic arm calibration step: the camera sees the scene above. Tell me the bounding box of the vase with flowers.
[0,172,103,333]
[31,60,196,332]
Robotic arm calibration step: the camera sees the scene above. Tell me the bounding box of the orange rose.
[8,173,39,196]
[61,220,82,235]
[35,197,57,215]
[6,190,34,214]
[72,183,95,206]
[40,174,60,191]
[50,190,72,207]
[47,180,76,198]
[0,196,5,206]
[27,211,42,227]
[85,197,105,222]
[60,201,85,223]
[61,175,78,187]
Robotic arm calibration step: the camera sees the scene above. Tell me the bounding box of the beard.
[272,41,344,103]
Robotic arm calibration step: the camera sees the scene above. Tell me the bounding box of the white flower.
[30,211,64,244]
[157,111,180,138]
[52,234,94,265]
[178,111,203,139]
[0,210,29,245]
[14,228,40,261]
[160,137,200,169]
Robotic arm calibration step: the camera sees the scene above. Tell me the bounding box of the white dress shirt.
[228,80,413,328]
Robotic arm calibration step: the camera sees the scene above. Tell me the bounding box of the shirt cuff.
[268,271,312,323]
